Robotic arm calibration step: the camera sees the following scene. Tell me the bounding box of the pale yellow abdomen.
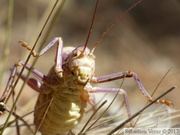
[34,90,86,135]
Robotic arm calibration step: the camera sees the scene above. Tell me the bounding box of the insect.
[0,0,174,135]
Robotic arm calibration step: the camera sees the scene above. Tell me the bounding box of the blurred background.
[0,0,180,134]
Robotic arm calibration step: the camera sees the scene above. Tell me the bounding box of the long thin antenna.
[91,0,143,53]
[81,0,99,54]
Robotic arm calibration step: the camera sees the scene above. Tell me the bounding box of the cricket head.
[67,46,95,84]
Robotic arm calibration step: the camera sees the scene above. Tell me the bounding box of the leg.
[17,60,58,94]
[0,64,17,102]
[89,86,134,126]
[19,37,64,77]
[0,64,18,114]
[0,64,36,133]
[91,71,173,106]
[16,71,42,94]
[39,37,63,77]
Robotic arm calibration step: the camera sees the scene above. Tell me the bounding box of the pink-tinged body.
[34,46,95,135]
[12,38,172,135]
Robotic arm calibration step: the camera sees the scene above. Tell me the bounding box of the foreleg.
[91,71,173,106]
[17,60,58,94]
[16,71,42,94]
[19,37,64,77]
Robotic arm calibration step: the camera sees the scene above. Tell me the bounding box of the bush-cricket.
[0,0,176,135]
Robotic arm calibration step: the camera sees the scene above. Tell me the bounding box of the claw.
[148,98,174,106]
[19,40,37,57]
[160,99,174,106]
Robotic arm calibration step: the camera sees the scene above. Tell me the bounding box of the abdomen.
[34,91,86,135]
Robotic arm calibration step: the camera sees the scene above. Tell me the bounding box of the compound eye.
[73,52,77,57]
[73,51,80,57]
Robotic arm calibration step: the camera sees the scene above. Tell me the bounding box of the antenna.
[91,0,143,53]
[81,0,99,55]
